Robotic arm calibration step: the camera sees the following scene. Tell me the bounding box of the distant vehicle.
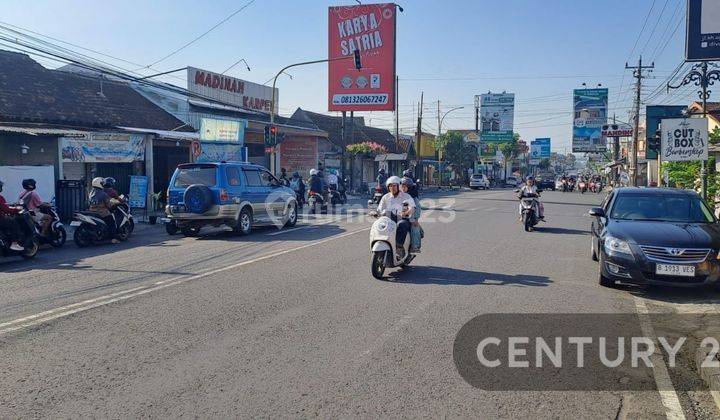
[504,176,520,188]
[590,188,720,288]
[555,177,565,191]
[469,174,490,190]
[536,177,555,191]
[165,162,298,237]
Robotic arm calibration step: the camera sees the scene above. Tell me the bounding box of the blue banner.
[129,176,148,209]
[573,88,608,153]
[687,0,720,61]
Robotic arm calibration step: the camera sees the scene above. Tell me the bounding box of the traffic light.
[264,124,271,145]
[264,124,279,146]
[353,49,362,70]
[648,129,661,152]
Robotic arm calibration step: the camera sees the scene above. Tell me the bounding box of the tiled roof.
[0,49,191,131]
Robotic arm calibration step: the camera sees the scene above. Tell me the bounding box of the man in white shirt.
[518,176,544,219]
[377,176,415,257]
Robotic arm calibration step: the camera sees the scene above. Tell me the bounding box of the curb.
[695,343,720,410]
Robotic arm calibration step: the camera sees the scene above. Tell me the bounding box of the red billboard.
[328,3,396,112]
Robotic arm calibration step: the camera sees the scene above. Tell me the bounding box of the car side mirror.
[589,207,605,218]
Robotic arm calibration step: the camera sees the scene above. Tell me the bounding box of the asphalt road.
[1,188,719,418]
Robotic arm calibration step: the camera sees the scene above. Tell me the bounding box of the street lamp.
[436,106,464,188]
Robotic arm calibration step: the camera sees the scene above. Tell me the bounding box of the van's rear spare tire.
[184,184,213,214]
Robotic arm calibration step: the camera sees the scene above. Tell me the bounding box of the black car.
[537,178,555,191]
[589,188,720,288]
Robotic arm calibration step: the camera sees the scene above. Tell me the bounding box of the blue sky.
[0,0,694,152]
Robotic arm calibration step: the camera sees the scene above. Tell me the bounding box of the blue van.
[166,162,298,237]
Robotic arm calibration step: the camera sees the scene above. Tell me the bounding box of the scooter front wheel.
[371,251,386,279]
[50,225,67,248]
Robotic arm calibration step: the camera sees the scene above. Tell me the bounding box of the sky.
[0,0,697,153]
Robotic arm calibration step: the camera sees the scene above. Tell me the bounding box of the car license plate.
[70,221,81,227]
[656,264,695,277]
[160,218,171,223]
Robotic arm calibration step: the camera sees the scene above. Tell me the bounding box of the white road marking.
[633,297,687,420]
[0,227,372,336]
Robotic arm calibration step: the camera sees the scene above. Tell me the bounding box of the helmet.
[402,169,413,178]
[104,177,116,189]
[379,168,386,174]
[91,177,105,189]
[401,177,415,187]
[309,169,318,176]
[386,175,401,188]
[22,178,36,190]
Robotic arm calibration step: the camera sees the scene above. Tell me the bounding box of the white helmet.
[386,175,401,188]
[91,177,105,189]
[309,169,318,176]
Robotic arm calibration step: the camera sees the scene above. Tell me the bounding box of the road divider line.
[633,297,687,420]
[0,227,372,336]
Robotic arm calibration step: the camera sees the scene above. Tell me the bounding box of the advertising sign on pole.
[531,138,551,159]
[199,118,246,144]
[686,0,720,61]
[645,105,687,159]
[480,93,514,143]
[660,118,709,161]
[328,3,396,111]
[60,135,145,163]
[572,88,608,153]
[128,176,148,209]
[187,67,278,113]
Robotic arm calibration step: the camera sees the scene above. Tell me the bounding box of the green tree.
[539,158,551,170]
[499,135,520,178]
[435,132,475,182]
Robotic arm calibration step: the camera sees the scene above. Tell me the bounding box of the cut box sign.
[660,118,709,162]
[328,3,396,111]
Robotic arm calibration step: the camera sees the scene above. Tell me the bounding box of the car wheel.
[235,207,253,235]
[165,221,179,235]
[181,226,201,237]
[284,202,298,227]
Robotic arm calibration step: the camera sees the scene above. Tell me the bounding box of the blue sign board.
[687,0,720,61]
[129,175,148,209]
[645,106,687,159]
[536,138,551,158]
[197,143,248,163]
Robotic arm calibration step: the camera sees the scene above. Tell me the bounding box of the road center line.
[0,226,371,336]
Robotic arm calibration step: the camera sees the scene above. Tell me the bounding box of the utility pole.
[474,95,480,132]
[437,100,442,187]
[395,75,400,144]
[612,114,620,186]
[414,92,424,182]
[625,56,654,186]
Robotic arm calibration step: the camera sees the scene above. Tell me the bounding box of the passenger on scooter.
[0,179,24,251]
[103,177,122,201]
[309,169,323,195]
[400,177,422,253]
[377,176,414,258]
[88,177,119,244]
[518,176,544,220]
[402,169,419,198]
[19,178,51,236]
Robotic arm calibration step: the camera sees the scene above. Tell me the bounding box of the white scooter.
[369,207,416,279]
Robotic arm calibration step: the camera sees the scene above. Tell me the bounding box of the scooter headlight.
[376,220,389,231]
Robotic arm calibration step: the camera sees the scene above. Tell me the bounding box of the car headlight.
[604,235,632,255]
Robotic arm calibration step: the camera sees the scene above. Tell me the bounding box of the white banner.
[660,118,708,162]
[187,67,278,113]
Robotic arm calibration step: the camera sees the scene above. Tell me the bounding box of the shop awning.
[0,125,87,137]
[375,153,408,162]
[118,126,200,141]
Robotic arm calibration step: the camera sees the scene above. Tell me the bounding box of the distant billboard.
[187,67,278,113]
[328,3,397,112]
[687,0,720,61]
[645,105,687,159]
[199,118,246,144]
[660,118,709,161]
[530,138,551,159]
[480,93,514,143]
[572,88,608,153]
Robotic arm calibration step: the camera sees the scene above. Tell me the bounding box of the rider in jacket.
[88,177,119,244]
[0,180,24,251]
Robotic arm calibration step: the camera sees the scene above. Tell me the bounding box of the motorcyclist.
[19,178,51,236]
[518,176,544,220]
[0,179,24,251]
[402,169,419,198]
[377,176,414,258]
[103,177,122,201]
[279,168,290,186]
[400,177,422,253]
[290,171,306,204]
[376,168,388,194]
[88,177,119,244]
[308,169,323,196]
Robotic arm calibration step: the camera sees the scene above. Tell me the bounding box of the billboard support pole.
[667,61,720,200]
[626,56,654,187]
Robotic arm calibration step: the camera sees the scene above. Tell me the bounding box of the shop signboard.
[199,118,245,144]
[660,118,709,162]
[572,88,608,152]
[60,134,145,163]
[129,176,148,209]
[328,3,396,111]
[686,0,720,61]
[196,143,247,163]
[480,93,514,142]
[187,67,278,113]
[419,133,437,158]
[280,137,318,175]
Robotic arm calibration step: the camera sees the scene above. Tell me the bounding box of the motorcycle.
[0,209,39,259]
[328,183,343,209]
[369,208,415,280]
[290,179,306,208]
[367,185,384,208]
[578,180,587,194]
[518,191,541,232]
[307,190,327,214]
[33,203,67,248]
[592,180,603,193]
[71,198,133,247]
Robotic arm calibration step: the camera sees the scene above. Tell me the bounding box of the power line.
[640,0,670,57]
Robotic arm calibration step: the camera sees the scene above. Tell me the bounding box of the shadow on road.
[538,227,589,236]
[387,265,552,287]
[479,197,601,207]
[627,284,720,305]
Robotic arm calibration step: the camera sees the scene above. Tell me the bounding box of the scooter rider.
[377,176,414,258]
[400,177,422,253]
[291,171,305,199]
[402,169,419,198]
[88,177,119,244]
[0,179,24,251]
[308,169,323,195]
[103,177,122,201]
[19,178,51,236]
[518,176,544,220]
[376,168,388,194]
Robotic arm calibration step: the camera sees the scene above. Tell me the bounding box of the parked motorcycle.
[369,209,416,279]
[0,209,39,259]
[518,191,541,232]
[71,198,133,247]
[307,191,327,214]
[33,203,66,247]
